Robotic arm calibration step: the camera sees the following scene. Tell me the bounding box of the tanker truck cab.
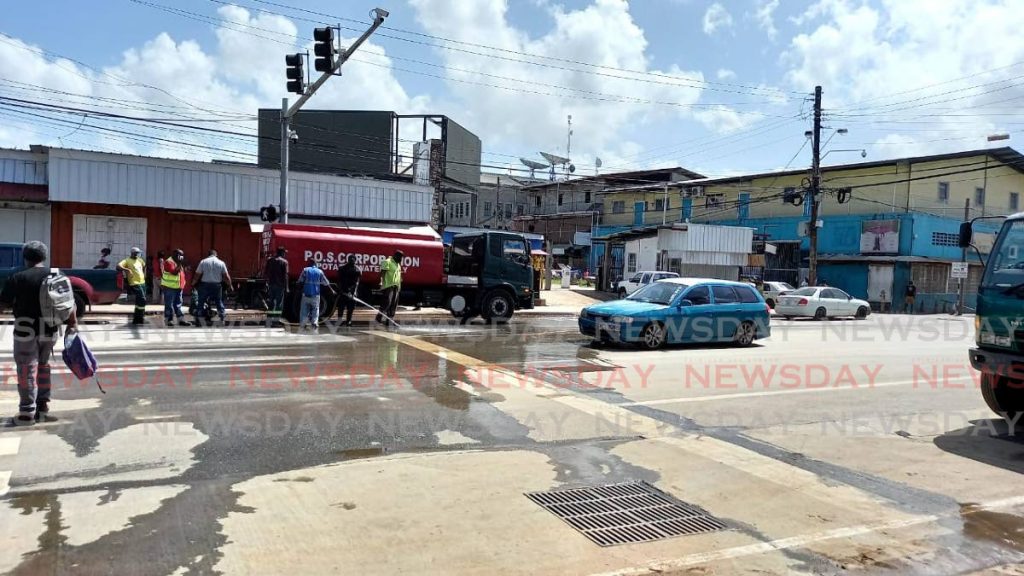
[446,231,534,323]
[965,214,1024,429]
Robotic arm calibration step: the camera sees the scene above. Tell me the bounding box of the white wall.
[0,205,50,244]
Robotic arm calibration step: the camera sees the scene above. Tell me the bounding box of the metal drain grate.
[525,480,727,546]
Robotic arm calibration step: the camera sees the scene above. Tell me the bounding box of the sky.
[1,0,1023,180]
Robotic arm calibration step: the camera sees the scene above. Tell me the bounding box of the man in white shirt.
[192,249,232,323]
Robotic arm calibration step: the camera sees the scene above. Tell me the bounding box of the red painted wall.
[49,202,262,277]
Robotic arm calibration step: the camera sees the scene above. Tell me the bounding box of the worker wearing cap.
[117,247,148,325]
[161,249,188,326]
[376,250,403,326]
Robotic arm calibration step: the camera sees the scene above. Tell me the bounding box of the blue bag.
[62,331,104,393]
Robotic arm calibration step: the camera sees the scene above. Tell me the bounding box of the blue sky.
[1,0,1022,180]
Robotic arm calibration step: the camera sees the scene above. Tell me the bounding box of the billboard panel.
[444,118,481,188]
[257,109,393,176]
[860,219,900,254]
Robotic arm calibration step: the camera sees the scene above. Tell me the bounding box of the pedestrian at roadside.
[193,249,231,324]
[152,251,165,304]
[264,247,289,325]
[377,250,403,326]
[117,247,148,325]
[337,255,361,326]
[0,241,78,425]
[161,249,188,326]
[298,258,334,331]
[93,247,111,270]
[904,280,917,314]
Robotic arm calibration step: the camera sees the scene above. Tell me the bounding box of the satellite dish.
[520,158,549,170]
[595,157,603,168]
[540,151,570,165]
[568,164,576,173]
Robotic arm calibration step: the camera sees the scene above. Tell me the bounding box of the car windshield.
[981,219,1024,289]
[790,287,819,296]
[627,281,687,304]
[775,282,795,291]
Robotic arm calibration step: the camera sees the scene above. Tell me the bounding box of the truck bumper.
[969,347,1024,379]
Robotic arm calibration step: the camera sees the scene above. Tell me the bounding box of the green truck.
[0,243,121,316]
[963,215,1024,429]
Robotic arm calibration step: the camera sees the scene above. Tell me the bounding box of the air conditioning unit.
[684,186,705,198]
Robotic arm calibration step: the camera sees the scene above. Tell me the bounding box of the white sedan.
[775,287,871,320]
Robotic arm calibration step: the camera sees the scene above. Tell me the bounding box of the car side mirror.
[678,299,693,308]
[958,221,973,248]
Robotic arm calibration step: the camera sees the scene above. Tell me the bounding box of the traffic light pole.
[279,9,388,224]
[807,85,822,286]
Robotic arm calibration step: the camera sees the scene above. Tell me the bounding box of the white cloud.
[703,3,734,35]
[753,0,781,39]
[693,105,764,134]
[409,0,705,170]
[716,68,737,80]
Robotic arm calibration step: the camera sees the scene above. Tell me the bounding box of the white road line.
[0,470,10,498]
[619,377,977,406]
[595,494,1024,576]
[0,437,21,457]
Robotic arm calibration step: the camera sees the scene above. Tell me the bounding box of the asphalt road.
[1,314,1022,575]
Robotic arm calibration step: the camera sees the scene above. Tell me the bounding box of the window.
[535,196,542,207]
[612,201,625,214]
[627,253,637,273]
[1012,192,1020,211]
[517,204,524,215]
[641,273,653,284]
[483,201,492,217]
[976,187,986,206]
[932,232,959,247]
[654,198,665,211]
[737,286,761,303]
[821,288,840,299]
[712,285,739,303]
[938,182,950,202]
[685,286,711,305]
[585,191,592,204]
[502,238,528,264]
[455,203,462,219]
[706,194,723,208]
[504,203,513,218]
[558,193,564,206]
[629,273,642,283]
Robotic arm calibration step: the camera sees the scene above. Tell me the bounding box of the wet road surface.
[1,315,1024,575]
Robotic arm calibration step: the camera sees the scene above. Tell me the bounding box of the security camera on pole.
[275,9,390,224]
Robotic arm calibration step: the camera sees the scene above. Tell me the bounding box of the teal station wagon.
[579,278,771,349]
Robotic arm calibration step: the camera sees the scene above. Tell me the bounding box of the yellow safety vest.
[161,257,183,289]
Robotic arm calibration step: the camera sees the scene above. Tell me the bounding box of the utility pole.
[278,9,388,223]
[957,197,970,315]
[807,85,823,286]
[662,182,669,225]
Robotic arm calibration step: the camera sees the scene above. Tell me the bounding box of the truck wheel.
[981,373,1024,429]
[481,291,514,324]
[74,292,88,319]
[319,293,337,321]
[282,291,300,323]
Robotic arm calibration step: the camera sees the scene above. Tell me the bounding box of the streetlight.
[821,148,867,161]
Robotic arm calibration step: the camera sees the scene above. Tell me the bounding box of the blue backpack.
[62,331,104,393]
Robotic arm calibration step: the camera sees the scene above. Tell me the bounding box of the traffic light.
[261,205,279,222]
[285,53,305,94]
[313,27,336,72]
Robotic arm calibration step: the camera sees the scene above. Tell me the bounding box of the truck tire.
[481,290,514,324]
[74,291,88,320]
[981,373,1024,430]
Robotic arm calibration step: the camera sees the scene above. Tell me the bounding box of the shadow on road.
[934,419,1024,474]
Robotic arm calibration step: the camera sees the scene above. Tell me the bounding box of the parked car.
[775,286,871,320]
[0,243,121,317]
[580,277,771,349]
[616,270,679,297]
[761,281,796,308]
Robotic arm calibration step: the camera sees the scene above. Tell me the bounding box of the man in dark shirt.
[337,255,361,326]
[904,280,917,314]
[0,241,78,425]
[263,247,289,325]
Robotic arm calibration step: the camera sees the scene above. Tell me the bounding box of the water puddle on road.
[960,503,1024,553]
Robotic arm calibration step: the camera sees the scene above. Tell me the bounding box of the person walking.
[0,241,78,425]
[193,249,231,324]
[298,258,334,331]
[337,255,361,326]
[117,247,148,325]
[264,247,289,325]
[904,280,917,314]
[377,250,403,326]
[161,249,188,326]
[151,251,165,304]
[93,247,111,270]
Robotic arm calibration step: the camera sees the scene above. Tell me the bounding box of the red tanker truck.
[252,223,535,323]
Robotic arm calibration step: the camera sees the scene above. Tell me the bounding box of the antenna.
[595,157,602,176]
[520,157,549,179]
[540,152,570,181]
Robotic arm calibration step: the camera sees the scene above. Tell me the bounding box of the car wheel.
[73,291,88,319]
[766,298,775,309]
[813,307,827,321]
[639,322,665,350]
[981,373,1024,430]
[482,290,514,324]
[855,306,869,319]
[733,321,756,347]
[783,315,794,320]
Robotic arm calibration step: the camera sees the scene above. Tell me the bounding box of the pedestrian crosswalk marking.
[0,437,20,457]
[0,470,10,497]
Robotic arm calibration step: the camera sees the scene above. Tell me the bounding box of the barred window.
[932,232,959,247]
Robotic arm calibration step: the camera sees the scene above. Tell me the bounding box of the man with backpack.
[0,241,78,425]
[117,247,148,325]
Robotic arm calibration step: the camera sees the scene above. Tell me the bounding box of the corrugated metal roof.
[44,147,432,223]
[0,149,47,185]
